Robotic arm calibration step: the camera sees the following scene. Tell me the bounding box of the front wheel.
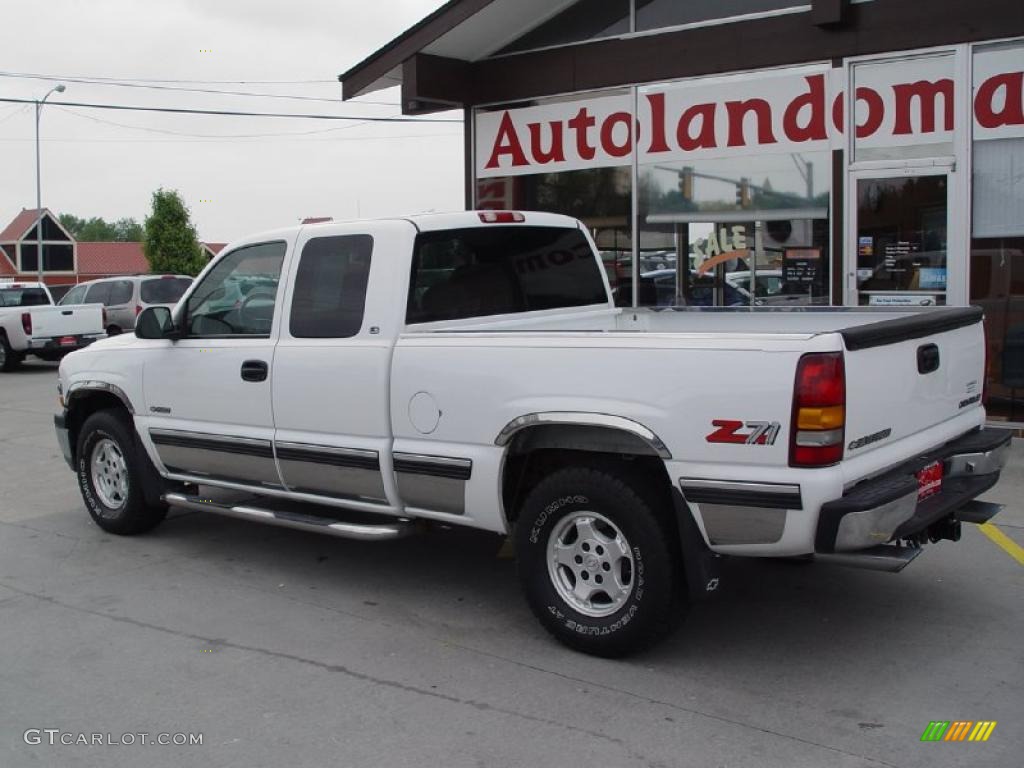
[76,409,167,535]
[515,465,684,657]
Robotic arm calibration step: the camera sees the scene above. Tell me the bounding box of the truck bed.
[406,304,980,349]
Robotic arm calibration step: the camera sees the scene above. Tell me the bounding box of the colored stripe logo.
[921,721,997,742]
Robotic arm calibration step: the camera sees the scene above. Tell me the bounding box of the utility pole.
[34,84,66,283]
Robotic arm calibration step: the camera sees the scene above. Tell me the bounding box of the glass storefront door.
[849,168,952,306]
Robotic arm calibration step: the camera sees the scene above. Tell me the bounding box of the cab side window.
[289,235,373,338]
[84,282,112,306]
[59,284,88,305]
[185,241,286,337]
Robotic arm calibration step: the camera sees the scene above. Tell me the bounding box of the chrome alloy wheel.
[90,438,129,511]
[546,511,635,618]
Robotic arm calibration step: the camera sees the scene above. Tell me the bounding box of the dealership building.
[340,0,1024,419]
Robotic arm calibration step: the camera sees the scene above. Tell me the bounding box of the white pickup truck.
[54,211,1010,656]
[0,281,105,371]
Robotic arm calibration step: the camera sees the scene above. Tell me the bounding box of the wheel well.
[66,392,130,463]
[500,425,674,528]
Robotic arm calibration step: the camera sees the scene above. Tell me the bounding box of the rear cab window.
[406,226,607,324]
[0,287,49,307]
[141,277,192,305]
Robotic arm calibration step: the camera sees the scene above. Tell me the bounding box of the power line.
[0,97,461,123]
[0,71,337,85]
[54,106,384,139]
[0,71,398,106]
[0,103,30,126]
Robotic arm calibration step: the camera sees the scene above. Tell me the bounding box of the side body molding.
[495,412,672,460]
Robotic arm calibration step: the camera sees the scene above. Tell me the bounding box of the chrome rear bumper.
[816,427,1012,554]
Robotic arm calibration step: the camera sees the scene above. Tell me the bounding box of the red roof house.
[0,208,224,288]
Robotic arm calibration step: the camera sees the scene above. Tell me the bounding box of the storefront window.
[638,152,831,307]
[972,238,1024,422]
[635,0,803,32]
[855,174,948,306]
[475,88,634,301]
[850,53,956,163]
[496,0,631,56]
[972,40,1024,421]
[475,168,633,302]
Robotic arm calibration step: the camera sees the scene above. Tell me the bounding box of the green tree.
[58,213,145,242]
[113,217,144,241]
[142,189,205,276]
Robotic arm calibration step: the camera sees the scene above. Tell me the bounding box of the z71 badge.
[706,420,781,446]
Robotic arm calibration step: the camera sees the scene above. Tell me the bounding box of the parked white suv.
[54,212,1009,656]
[59,275,193,335]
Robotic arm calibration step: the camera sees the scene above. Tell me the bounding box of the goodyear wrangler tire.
[76,409,167,535]
[515,466,682,657]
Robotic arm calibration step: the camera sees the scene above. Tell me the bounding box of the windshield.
[141,277,192,304]
[0,287,49,307]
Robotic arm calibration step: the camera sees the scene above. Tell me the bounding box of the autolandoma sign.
[476,48,1024,177]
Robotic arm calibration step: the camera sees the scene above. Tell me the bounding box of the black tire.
[515,465,684,657]
[76,409,168,535]
[0,334,23,372]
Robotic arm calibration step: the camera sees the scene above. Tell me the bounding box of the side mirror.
[135,306,178,340]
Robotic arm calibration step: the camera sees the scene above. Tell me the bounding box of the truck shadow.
[11,361,60,374]
[149,508,981,667]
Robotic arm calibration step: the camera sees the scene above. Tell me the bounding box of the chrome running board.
[163,491,416,541]
[815,545,922,573]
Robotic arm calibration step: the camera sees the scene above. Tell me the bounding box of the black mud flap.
[671,488,722,601]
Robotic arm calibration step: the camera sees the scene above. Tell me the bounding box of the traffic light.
[736,177,751,208]
[679,166,694,202]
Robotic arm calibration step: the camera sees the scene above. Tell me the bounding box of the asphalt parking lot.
[1,361,1021,768]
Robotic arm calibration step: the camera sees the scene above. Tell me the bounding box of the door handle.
[240,360,268,382]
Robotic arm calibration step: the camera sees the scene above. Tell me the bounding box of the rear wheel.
[0,334,23,372]
[515,465,684,657]
[76,409,167,535]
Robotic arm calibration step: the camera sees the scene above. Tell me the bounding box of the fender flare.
[66,380,136,414]
[494,411,672,460]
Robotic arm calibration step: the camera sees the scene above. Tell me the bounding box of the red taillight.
[478,211,525,224]
[135,305,143,316]
[102,307,108,326]
[21,312,31,335]
[790,352,846,468]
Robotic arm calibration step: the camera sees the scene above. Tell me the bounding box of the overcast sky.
[0,0,459,242]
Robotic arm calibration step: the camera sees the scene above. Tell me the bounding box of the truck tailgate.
[840,307,985,458]
[30,305,105,339]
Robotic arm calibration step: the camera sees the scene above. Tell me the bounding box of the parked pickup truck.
[54,211,1010,656]
[0,281,105,372]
